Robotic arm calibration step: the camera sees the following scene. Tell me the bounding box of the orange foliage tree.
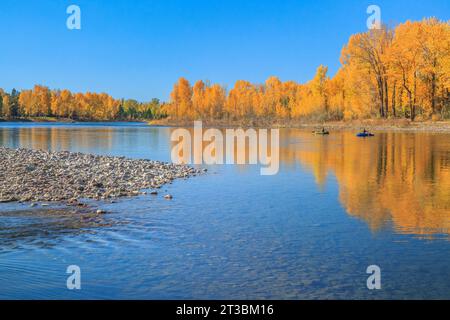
[166,18,450,122]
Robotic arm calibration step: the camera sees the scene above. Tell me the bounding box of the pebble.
[0,147,203,203]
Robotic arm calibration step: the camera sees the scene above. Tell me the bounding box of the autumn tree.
[2,95,11,118]
[310,65,330,113]
[192,80,206,118]
[342,26,393,118]
[18,90,32,116]
[51,89,77,118]
[388,21,423,120]
[170,77,193,119]
[1,89,20,118]
[417,18,450,116]
[226,80,260,119]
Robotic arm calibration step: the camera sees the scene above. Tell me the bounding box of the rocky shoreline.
[0,147,202,204]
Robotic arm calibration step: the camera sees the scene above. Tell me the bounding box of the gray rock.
[0,147,203,204]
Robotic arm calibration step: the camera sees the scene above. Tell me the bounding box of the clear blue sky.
[0,0,449,102]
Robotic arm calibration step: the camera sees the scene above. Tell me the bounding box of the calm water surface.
[0,122,449,299]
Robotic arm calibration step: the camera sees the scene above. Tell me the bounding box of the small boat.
[313,130,330,135]
[313,128,330,135]
[356,132,374,137]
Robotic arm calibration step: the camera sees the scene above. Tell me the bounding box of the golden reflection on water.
[282,130,450,238]
[0,127,114,151]
[170,127,450,238]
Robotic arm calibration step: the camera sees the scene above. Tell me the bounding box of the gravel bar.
[0,147,202,203]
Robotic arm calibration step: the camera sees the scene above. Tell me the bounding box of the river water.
[0,122,449,299]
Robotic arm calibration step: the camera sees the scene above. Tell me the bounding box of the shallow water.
[0,122,449,299]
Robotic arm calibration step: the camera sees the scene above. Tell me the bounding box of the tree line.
[1,18,448,123]
[166,18,450,121]
[0,86,165,121]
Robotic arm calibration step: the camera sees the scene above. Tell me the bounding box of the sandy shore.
[0,147,202,204]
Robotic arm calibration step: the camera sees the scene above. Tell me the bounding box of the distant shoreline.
[0,117,148,123]
[2,117,450,133]
[149,118,450,133]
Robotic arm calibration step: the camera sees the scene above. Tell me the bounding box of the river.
[0,122,449,299]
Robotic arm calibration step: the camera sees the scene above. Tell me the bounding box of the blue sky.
[0,0,449,101]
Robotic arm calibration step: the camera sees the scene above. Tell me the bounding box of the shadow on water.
[0,207,122,252]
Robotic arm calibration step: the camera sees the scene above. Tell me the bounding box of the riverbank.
[149,118,450,132]
[0,147,202,204]
[2,117,450,133]
[0,117,75,123]
[0,117,149,123]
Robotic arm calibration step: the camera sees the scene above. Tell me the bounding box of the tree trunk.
[411,72,417,121]
[392,81,397,117]
[377,77,385,117]
[431,72,436,115]
[384,78,389,117]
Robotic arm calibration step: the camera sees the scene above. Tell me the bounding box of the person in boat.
[363,128,367,134]
[321,127,326,133]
